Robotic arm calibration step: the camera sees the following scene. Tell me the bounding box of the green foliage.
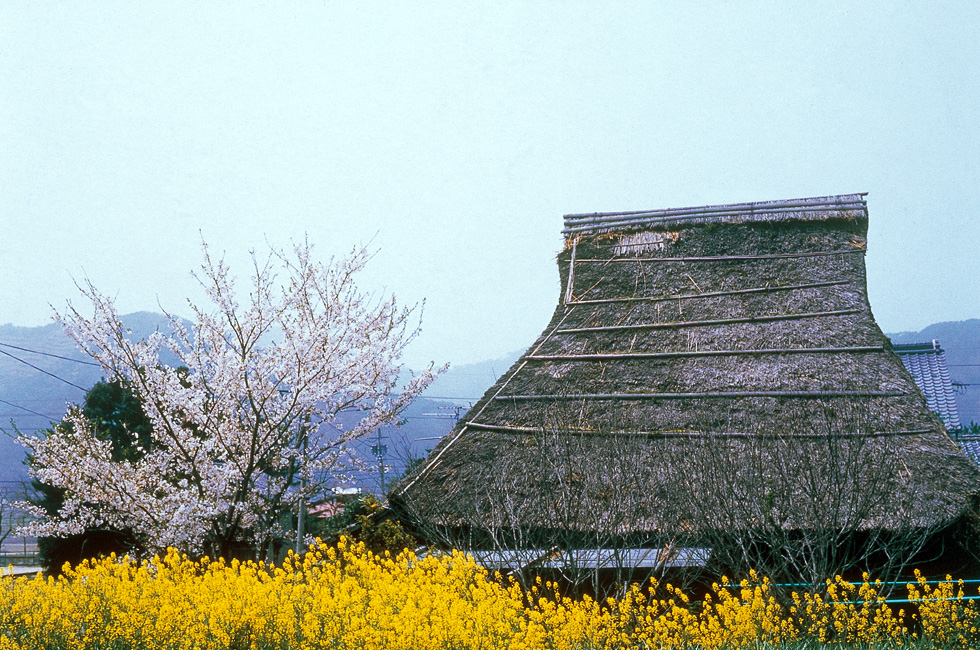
[307,495,419,556]
[401,455,426,478]
[355,511,419,556]
[80,378,154,461]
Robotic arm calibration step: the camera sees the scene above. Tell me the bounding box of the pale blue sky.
[2,2,979,368]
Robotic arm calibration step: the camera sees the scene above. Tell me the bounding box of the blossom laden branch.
[22,237,441,558]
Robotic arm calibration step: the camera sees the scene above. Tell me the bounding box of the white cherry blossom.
[21,239,439,558]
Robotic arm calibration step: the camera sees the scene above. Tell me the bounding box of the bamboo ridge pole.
[562,198,868,233]
[563,195,867,222]
[493,390,906,401]
[525,346,885,361]
[562,210,867,234]
[562,250,865,264]
[464,421,929,439]
[566,280,850,305]
[556,309,863,334]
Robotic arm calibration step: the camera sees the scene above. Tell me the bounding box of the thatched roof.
[394,194,980,540]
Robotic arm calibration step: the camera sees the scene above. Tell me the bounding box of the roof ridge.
[892,340,942,352]
[563,193,869,235]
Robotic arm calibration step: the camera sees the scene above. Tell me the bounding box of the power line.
[0,413,61,419]
[0,348,89,391]
[0,341,100,366]
[419,395,480,400]
[0,399,55,420]
[0,397,79,404]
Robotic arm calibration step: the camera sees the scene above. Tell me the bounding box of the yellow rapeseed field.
[0,539,977,650]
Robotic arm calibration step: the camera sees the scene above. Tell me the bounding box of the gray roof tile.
[893,340,962,431]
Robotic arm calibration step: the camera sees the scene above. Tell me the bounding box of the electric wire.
[0,348,89,391]
[0,341,100,366]
[0,399,55,420]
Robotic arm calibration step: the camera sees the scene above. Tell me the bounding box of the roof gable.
[397,195,980,537]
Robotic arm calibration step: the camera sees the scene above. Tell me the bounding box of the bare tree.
[396,402,700,598]
[397,397,961,600]
[667,401,954,598]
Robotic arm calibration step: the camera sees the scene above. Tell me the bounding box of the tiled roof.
[893,340,962,431]
[957,436,980,466]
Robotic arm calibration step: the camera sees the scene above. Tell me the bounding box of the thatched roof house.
[394,194,980,548]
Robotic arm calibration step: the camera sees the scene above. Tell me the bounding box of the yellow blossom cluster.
[0,540,978,650]
[909,572,980,647]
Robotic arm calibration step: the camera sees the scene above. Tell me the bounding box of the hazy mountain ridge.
[2,314,978,488]
[0,320,105,483]
[422,350,523,401]
[0,314,514,488]
[0,313,204,482]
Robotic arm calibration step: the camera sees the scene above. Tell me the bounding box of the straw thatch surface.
[393,194,980,540]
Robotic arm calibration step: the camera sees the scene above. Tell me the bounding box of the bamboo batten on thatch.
[393,194,980,542]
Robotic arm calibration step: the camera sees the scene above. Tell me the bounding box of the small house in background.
[893,340,980,464]
[892,341,961,431]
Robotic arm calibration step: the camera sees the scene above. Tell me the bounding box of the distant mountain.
[888,319,980,427]
[0,313,516,492]
[421,350,523,401]
[4,312,977,491]
[0,312,181,484]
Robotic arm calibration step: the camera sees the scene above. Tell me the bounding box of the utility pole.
[419,401,473,452]
[441,404,467,423]
[372,427,389,494]
[295,419,308,556]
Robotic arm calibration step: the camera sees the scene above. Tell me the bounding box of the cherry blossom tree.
[20,240,439,560]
